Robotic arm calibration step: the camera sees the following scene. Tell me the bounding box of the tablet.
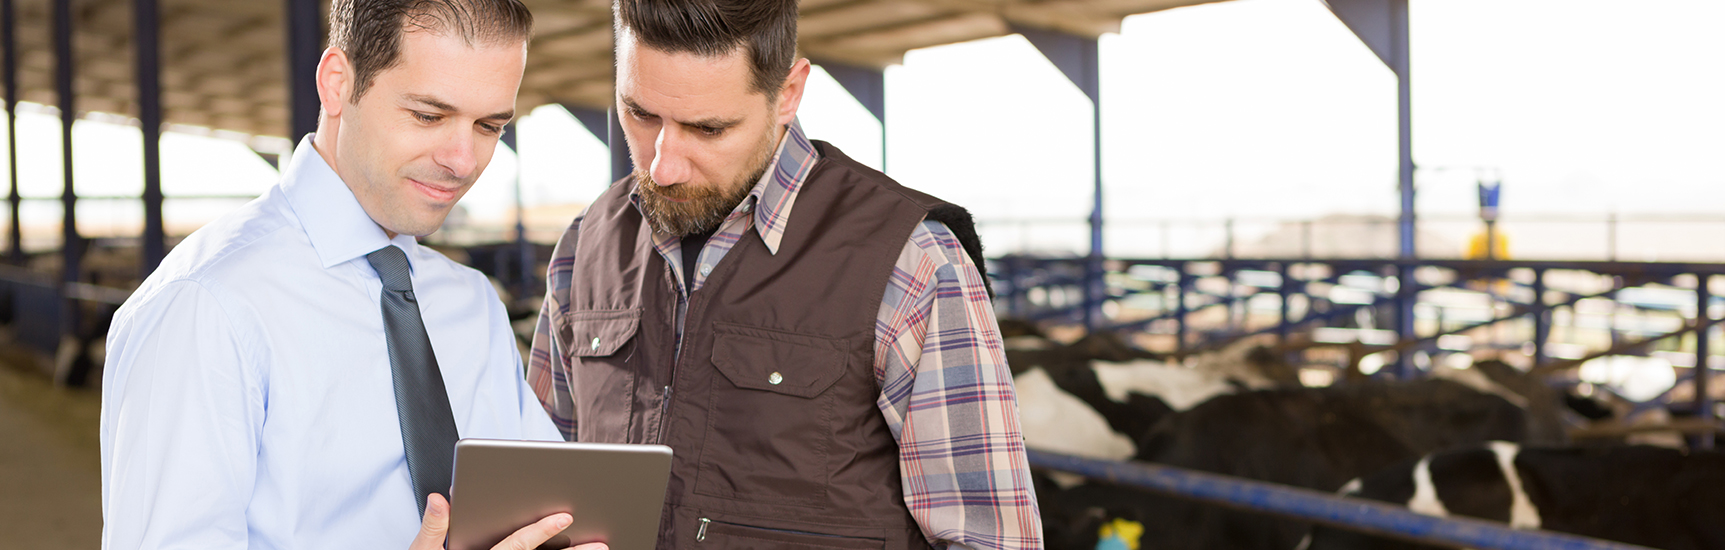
[447,439,674,550]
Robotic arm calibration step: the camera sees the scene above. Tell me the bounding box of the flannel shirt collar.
[630,118,818,255]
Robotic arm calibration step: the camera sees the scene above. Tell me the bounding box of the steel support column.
[1278,263,1293,346]
[1175,263,1189,357]
[2,0,18,265]
[502,121,530,298]
[136,0,164,277]
[562,103,631,184]
[54,0,82,382]
[1017,24,1104,330]
[1325,0,1414,373]
[286,0,321,142]
[1697,275,1714,450]
[1531,268,1548,368]
[817,61,886,170]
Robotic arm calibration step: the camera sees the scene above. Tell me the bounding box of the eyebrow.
[621,96,741,130]
[405,94,514,122]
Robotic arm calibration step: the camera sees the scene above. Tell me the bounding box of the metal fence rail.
[1027,449,1656,550]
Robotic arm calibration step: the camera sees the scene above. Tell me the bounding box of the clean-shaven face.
[615,30,782,237]
[335,30,525,237]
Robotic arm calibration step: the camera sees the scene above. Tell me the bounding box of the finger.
[493,512,573,550]
[566,543,609,550]
[409,494,451,550]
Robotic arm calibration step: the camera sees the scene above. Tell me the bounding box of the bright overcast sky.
[1,0,1721,257]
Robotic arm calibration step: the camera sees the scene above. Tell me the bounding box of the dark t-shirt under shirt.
[680,227,717,291]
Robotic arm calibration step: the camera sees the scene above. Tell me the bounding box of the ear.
[774,58,812,127]
[316,47,352,119]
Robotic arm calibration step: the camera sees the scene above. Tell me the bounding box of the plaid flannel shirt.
[527,120,1042,550]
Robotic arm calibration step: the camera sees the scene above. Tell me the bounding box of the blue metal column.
[55,0,80,347]
[502,121,531,297]
[1531,268,1548,368]
[563,104,632,184]
[1325,0,1414,375]
[1175,262,1189,357]
[286,0,321,142]
[1278,263,1293,345]
[817,61,886,171]
[136,0,164,277]
[1017,24,1104,331]
[1698,274,1714,450]
[2,0,18,265]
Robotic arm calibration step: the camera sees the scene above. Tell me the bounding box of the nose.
[433,125,479,181]
[649,126,692,186]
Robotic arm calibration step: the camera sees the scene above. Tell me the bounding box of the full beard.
[636,131,777,237]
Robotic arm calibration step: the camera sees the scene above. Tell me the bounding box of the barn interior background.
[1,0,1722,548]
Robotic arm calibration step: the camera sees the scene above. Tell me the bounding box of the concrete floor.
[0,355,103,549]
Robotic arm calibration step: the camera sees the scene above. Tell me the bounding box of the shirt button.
[699,264,713,277]
[591,337,601,351]
[768,372,783,385]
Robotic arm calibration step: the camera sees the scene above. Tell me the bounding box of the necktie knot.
[366,245,414,291]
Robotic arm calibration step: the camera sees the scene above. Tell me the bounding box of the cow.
[1303,443,1725,550]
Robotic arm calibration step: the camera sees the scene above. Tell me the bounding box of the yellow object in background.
[1464,228,1510,260]
[1096,518,1143,550]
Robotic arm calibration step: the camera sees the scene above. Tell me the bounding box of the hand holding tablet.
[444,440,675,550]
[407,493,609,550]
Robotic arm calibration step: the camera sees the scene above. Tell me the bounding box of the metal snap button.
[699,264,713,277]
[591,337,601,351]
[768,372,783,385]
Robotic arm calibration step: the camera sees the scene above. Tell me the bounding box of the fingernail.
[429,497,446,518]
[556,514,573,528]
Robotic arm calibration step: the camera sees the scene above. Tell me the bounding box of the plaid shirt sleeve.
[527,214,584,441]
[876,220,1043,550]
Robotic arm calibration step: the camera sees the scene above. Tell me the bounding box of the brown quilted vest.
[551,141,986,549]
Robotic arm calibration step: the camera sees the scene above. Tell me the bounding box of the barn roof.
[6,0,1225,140]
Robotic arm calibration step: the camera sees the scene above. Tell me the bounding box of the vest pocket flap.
[711,323,848,398]
[562,308,642,357]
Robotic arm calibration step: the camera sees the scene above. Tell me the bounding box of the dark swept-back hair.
[615,0,798,96]
[329,0,534,100]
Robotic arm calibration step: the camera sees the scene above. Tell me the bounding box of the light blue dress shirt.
[99,136,561,550]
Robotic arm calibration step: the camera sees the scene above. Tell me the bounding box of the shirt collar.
[279,134,419,271]
[629,118,819,256]
[749,119,818,254]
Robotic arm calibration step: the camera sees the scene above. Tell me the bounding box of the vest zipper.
[657,278,691,445]
[696,517,711,541]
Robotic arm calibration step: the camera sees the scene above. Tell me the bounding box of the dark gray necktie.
[367,245,459,516]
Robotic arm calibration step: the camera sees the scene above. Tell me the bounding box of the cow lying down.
[1302,443,1725,550]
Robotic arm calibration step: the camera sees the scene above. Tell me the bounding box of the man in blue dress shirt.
[99,2,602,549]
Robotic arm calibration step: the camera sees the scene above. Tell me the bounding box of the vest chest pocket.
[559,308,642,443]
[698,322,850,504]
[560,308,641,359]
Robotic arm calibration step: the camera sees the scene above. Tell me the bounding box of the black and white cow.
[1303,443,1725,550]
[1011,350,1529,548]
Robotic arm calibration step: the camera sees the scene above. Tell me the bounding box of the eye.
[412,111,441,124]
[628,108,657,122]
[696,126,725,137]
[479,123,503,136]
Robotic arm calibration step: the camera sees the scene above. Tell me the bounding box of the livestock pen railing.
[1026,449,1655,550]
[991,257,1725,449]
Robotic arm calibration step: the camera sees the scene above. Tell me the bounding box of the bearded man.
[524,0,1042,548]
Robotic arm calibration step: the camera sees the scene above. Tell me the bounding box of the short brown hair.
[329,0,534,100]
[615,0,798,96]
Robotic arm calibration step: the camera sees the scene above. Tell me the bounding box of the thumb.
[410,493,451,550]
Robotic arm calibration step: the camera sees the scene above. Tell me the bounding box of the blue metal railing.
[1027,449,1656,550]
